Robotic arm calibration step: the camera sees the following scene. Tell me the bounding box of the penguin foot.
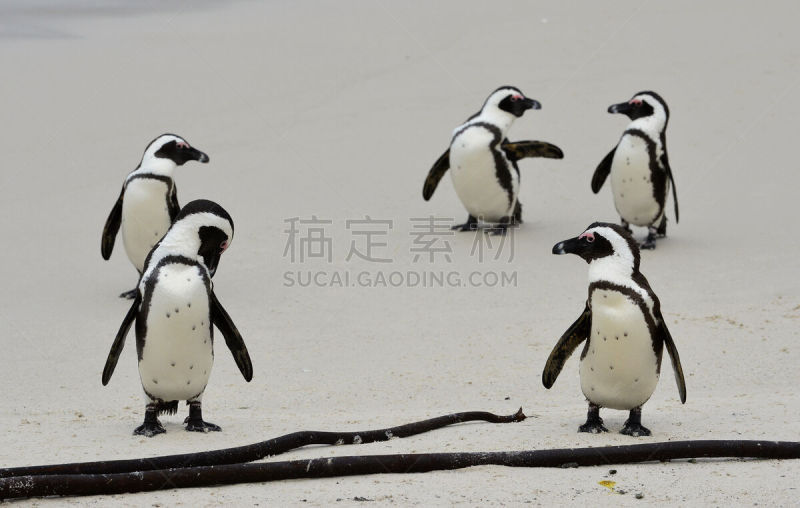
[640,236,657,250]
[578,420,609,434]
[452,215,478,232]
[134,404,166,437]
[133,420,165,437]
[185,419,222,433]
[119,288,138,299]
[578,403,607,433]
[184,401,221,433]
[620,422,651,437]
[620,407,650,436]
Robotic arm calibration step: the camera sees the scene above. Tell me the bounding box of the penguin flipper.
[663,154,679,223]
[501,141,564,162]
[591,147,616,194]
[210,291,253,382]
[168,183,180,221]
[658,318,687,403]
[102,292,141,385]
[542,305,590,389]
[101,186,125,260]
[422,149,450,201]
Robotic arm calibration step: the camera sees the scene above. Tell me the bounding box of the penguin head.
[482,86,541,119]
[141,133,210,168]
[608,91,669,129]
[552,222,640,276]
[161,200,234,278]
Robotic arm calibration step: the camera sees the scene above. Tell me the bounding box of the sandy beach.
[1,0,799,505]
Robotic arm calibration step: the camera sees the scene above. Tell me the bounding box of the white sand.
[1,0,799,505]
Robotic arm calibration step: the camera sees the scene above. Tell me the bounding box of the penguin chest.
[138,264,213,402]
[449,128,517,221]
[121,179,172,272]
[609,135,662,226]
[579,289,659,410]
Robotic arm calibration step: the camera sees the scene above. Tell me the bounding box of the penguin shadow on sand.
[422,86,564,235]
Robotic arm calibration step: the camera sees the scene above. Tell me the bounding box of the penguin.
[542,222,686,436]
[102,199,253,437]
[590,91,679,249]
[422,86,563,234]
[101,134,209,298]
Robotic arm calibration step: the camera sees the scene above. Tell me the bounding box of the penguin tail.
[156,400,179,416]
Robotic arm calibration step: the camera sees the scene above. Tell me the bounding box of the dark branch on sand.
[0,408,525,478]
[2,414,799,501]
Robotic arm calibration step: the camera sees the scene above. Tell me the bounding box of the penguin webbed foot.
[451,215,478,232]
[578,420,609,434]
[119,288,138,299]
[134,420,166,437]
[640,234,657,250]
[184,402,222,433]
[620,407,651,437]
[134,406,165,437]
[185,419,222,433]
[578,403,608,434]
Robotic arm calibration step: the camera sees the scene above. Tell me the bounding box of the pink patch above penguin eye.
[220,240,229,251]
[176,141,189,149]
[630,98,642,106]
[511,94,522,101]
[579,232,595,243]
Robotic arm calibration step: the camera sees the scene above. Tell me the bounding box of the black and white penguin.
[101,134,210,298]
[590,91,679,249]
[542,222,686,436]
[102,199,253,437]
[422,86,563,234]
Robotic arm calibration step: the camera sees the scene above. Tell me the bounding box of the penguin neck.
[475,108,516,135]
[587,255,634,286]
[137,157,178,177]
[626,113,666,139]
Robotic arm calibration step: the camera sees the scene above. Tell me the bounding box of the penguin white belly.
[449,128,516,222]
[609,136,662,226]
[121,179,172,272]
[580,289,659,410]
[138,264,213,402]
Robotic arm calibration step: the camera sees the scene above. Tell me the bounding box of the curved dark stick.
[2,440,798,500]
[0,409,525,478]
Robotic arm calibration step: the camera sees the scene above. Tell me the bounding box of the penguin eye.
[630,99,643,106]
[220,240,229,252]
[176,141,189,149]
[579,232,595,243]
[510,94,521,102]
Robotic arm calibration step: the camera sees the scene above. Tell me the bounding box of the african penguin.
[542,222,686,436]
[590,91,679,249]
[102,199,253,437]
[422,86,563,234]
[101,134,209,298]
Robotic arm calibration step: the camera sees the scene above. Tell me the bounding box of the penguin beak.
[552,236,581,255]
[608,101,633,115]
[523,98,541,111]
[188,147,210,163]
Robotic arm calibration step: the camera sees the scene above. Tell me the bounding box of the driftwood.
[0,409,525,498]
[1,411,799,500]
